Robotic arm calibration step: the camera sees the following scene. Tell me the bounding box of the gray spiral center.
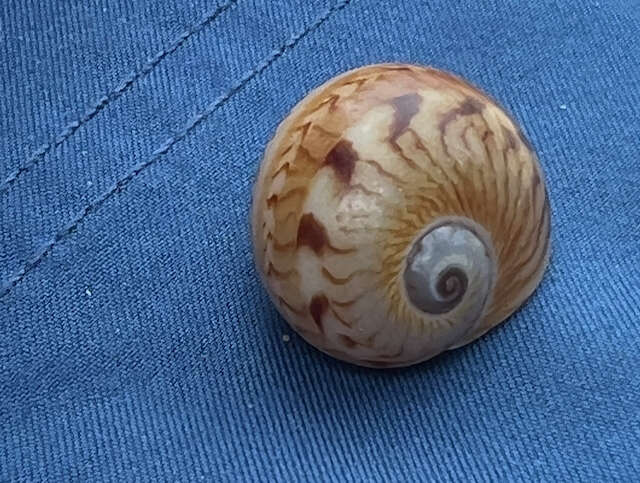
[403,221,492,316]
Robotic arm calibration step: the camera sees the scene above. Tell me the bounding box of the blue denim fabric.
[1,0,639,480]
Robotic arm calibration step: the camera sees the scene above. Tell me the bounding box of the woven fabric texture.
[1,0,639,480]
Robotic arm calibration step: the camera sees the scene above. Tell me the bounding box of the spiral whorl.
[404,219,493,323]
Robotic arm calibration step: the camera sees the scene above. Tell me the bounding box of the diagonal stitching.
[0,0,352,300]
[0,0,239,195]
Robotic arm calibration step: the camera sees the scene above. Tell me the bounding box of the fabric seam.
[0,0,240,195]
[0,0,353,300]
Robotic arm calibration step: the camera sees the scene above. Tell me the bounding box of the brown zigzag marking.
[325,140,358,184]
[330,306,352,328]
[296,213,356,255]
[279,144,294,158]
[296,121,313,140]
[348,183,380,197]
[309,293,329,333]
[363,159,404,184]
[271,161,291,179]
[321,267,376,285]
[389,93,422,143]
[313,124,341,138]
[267,186,307,208]
[267,263,297,280]
[501,125,519,152]
[341,77,369,92]
[266,232,296,251]
[316,94,340,113]
[296,213,326,254]
[439,97,485,157]
[339,335,358,348]
[278,296,305,316]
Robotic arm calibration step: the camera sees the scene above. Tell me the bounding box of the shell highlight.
[251,63,551,368]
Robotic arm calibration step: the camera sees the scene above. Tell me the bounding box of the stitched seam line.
[0,0,239,195]
[0,0,352,300]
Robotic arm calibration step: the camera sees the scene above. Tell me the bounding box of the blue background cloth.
[1,0,639,480]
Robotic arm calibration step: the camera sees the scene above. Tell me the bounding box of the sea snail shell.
[251,64,551,368]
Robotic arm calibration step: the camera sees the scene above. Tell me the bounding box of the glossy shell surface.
[252,64,550,368]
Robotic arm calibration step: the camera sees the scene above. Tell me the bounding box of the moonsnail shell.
[251,64,551,368]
